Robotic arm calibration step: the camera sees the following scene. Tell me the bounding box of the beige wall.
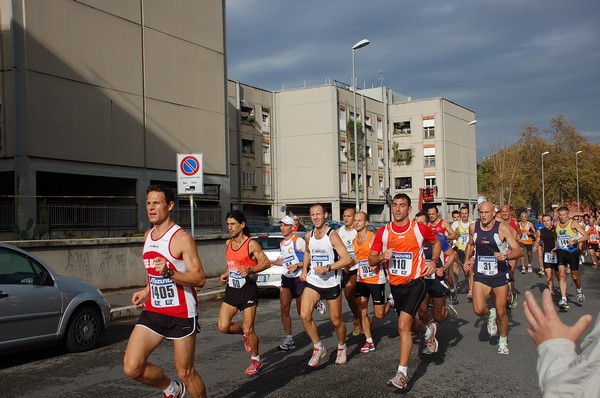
[5,0,226,175]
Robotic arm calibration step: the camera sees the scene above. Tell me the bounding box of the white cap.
[279,215,295,225]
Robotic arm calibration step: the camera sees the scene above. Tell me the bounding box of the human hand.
[131,289,147,307]
[523,289,593,346]
[220,272,228,285]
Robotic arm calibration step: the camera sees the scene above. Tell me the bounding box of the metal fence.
[0,200,15,231]
[43,201,139,229]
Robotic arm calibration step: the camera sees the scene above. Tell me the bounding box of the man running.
[555,207,588,303]
[415,212,458,351]
[452,206,473,303]
[428,206,457,241]
[534,214,546,276]
[300,203,352,367]
[464,201,523,355]
[337,207,361,336]
[533,214,569,308]
[275,215,306,351]
[517,212,536,274]
[369,194,441,390]
[353,211,393,354]
[585,216,599,268]
[496,204,520,308]
[123,184,207,398]
[217,210,271,376]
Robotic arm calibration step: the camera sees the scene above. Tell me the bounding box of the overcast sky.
[226,0,600,161]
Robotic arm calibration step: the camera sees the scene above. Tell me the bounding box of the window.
[365,116,372,131]
[351,173,362,192]
[423,117,435,139]
[366,145,372,163]
[0,247,43,285]
[425,177,436,187]
[242,171,256,187]
[262,144,270,165]
[424,155,436,168]
[378,147,384,168]
[367,175,373,188]
[242,139,254,155]
[350,111,360,122]
[339,106,346,131]
[240,101,255,122]
[393,121,411,135]
[377,117,383,140]
[263,173,271,196]
[395,177,412,189]
[261,110,270,131]
[340,142,347,163]
[341,172,348,194]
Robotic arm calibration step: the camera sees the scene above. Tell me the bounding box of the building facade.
[0,0,228,236]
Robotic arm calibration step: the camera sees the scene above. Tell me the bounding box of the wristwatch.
[166,269,175,278]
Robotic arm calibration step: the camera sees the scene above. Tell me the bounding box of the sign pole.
[190,195,195,237]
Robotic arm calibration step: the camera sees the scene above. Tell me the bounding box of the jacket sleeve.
[537,315,600,397]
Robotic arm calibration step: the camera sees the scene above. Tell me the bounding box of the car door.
[0,247,62,345]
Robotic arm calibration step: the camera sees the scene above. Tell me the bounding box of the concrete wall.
[7,235,229,290]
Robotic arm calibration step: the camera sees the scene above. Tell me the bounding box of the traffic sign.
[177,153,203,195]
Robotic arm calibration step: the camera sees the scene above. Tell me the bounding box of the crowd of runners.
[124,184,596,397]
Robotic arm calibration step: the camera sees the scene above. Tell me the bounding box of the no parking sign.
[177,153,203,195]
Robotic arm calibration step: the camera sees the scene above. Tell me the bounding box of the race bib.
[282,255,300,277]
[150,276,180,308]
[423,271,436,280]
[590,234,598,242]
[557,236,573,250]
[459,233,469,246]
[390,252,413,276]
[521,233,528,241]
[358,260,376,279]
[544,252,557,264]
[477,255,498,276]
[228,270,246,289]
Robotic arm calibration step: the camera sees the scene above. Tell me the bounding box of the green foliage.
[478,115,599,214]
[391,142,413,166]
[346,119,365,162]
[11,200,50,240]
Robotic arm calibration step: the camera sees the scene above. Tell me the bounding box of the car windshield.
[253,237,281,251]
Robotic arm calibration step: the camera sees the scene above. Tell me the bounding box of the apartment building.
[0,0,228,236]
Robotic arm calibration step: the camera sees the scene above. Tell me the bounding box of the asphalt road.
[2,258,599,397]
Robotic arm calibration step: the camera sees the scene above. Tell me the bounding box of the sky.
[225,0,600,161]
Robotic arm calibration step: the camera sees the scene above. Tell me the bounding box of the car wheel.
[65,307,102,352]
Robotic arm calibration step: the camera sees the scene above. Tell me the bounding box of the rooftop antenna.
[378,69,384,87]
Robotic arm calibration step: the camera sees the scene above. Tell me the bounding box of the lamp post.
[352,38,369,211]
[576,150,582,214]
[466,120,477,219]
[541,151,549,214]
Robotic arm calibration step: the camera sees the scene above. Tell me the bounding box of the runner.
[217,210,271,376]
[415,212,459,349]
[517,212,536,273]
[446,210,461,304]
[496,204,520,308]
[352,211,392,353]
[275,215,306,351]
[123,184,207,398]
[369,194,441,390]
[300,203,352,367]
[337,208,361,336]
[533,214,568,308]
[534,214,546,276]
[464,201,523,355]
[452,206,473,303]
[427,206,457,240]
[555,207,588,303]
[585,216,599,268]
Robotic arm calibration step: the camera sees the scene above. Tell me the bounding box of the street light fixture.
[576,150,583,214]
[466,120,477,219]
[541,151,549,214]
[352,38,369,211]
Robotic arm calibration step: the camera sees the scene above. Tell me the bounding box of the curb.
[110,288,225,321]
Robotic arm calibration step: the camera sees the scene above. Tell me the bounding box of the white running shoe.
[335,347,348,365]
[424,322,438,354]
[307,347,328,367]
[387,371,408,390]
[487,308,498,337]
[315,301,327,315]
[498,340,509,355]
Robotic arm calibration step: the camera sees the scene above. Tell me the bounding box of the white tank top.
[337,227,358,270]
[307,228,341,288]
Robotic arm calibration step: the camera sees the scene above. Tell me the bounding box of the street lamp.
[466,120,477,219]
[541,151,549,214]
[352,38,369,211]
[576,150,582,214]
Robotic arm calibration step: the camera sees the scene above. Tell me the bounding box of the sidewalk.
[102,277,225,321]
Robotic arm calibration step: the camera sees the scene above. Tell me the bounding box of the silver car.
[0,243,111,354]
[253,235,284,289]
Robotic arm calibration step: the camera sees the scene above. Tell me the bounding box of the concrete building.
[0,0,228,236]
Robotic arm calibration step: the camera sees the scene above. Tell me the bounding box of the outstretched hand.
[523,289,593,346]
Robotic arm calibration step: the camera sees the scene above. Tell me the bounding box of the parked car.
[0,243,111,354]
[252,235,283,289]
[305,220,342,231]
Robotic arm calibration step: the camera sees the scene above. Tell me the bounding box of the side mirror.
[40,271,54,286]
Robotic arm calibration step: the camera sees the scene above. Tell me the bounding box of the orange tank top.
[354,231,386,284]
[381,221,426,285]
[225,238,258,289]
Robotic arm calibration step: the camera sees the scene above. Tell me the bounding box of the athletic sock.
[314,342,323,350]
[163,381,178,396]
[397,365,408,375]
[366,337,373,343]
[338,343,347,350]
[251,355,261,361]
